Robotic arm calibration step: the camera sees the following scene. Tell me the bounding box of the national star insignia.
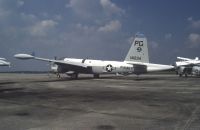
[106,64,113,72]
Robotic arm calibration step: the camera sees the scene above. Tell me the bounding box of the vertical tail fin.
[125,33,149,63]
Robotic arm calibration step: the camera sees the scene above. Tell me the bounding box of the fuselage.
[61,58,133,74]
[54,58,174,75]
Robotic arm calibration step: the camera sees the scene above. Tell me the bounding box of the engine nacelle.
[50,63,68,73]
[51,63,59,73]
[192,66,200,76]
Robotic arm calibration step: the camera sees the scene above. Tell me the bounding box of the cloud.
[0,0,25,20]
[188,33,200,46]
[54,14,62,21]
[127,36,134,44]
[66,0,79,8]
[149,41,159,49]
[187,17,193,21]
[0,8,10,19]
[75,23,96,33]
[66,0,100,18]
[164,33,172,40]
[98,20,121,32]
[65,0,124,34]
[187,17,200,29]
[0,1,11,19]
[66,0,124,19]
[17,0,24,7]
[100,0,124,15]
[28,20,58,37]
[20,13,37,23]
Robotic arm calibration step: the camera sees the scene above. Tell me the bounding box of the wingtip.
[14,53,35,59]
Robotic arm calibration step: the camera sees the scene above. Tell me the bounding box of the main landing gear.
[70,73,78,79]
[179,73,188,77]
[56,73,61,78]
[93,74,100,78]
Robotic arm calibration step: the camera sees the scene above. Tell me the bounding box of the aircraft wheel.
[57,73,61,78]
[185,74,188,77]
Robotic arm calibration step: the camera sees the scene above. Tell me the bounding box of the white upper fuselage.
[63,58,174,74]
[176,60,200,67]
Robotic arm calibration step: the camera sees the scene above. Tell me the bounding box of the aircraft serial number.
[130,56,141,60]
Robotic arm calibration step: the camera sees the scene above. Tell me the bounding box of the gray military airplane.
[175,57,200,77]
[14,33,174,79]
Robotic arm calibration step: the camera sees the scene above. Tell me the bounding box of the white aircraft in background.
[175,56,200,77]
[14,33,174,79]
[0,58,10,67]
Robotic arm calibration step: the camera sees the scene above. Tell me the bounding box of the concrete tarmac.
[0,73,200,130]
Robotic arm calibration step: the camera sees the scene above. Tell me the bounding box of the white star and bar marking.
[106,64,113,72]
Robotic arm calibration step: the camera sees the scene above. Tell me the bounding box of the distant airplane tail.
[124,33,149,63]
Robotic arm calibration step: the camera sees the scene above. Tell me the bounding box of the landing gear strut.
[185,74,188,77]
[93,74,100,78]
[56,73,61,78]
[71,73,78,79]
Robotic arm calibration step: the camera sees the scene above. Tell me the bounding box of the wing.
[14,54,87,68]
[177,57,192,61]
[176,60,200,67]
[126,61,174,72]
[0,58,6,60]
[125,62,147,74]
[35,57,87,68]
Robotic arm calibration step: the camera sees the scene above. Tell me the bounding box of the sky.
[0,0,200,71]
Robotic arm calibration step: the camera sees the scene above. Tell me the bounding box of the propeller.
[47,56,61,78]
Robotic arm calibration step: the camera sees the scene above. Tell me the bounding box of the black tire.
[185,74,188,77]
[57,73,61,78]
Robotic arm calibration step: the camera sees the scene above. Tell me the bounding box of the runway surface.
[0,73,200,130]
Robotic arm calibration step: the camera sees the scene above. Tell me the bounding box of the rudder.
[125,33,149,63]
